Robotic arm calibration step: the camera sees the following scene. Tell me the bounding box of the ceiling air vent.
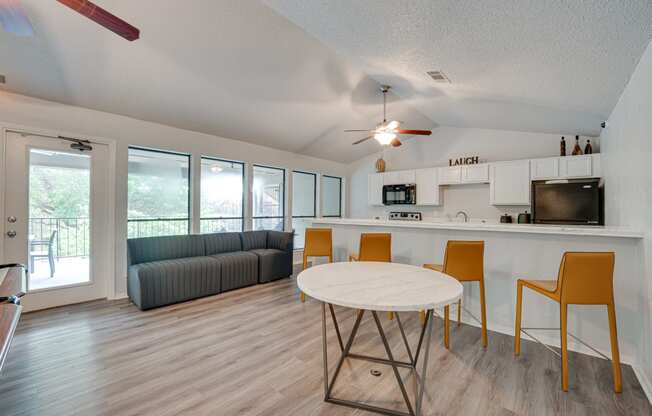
[0,75,5,84]
[426,70,450,83]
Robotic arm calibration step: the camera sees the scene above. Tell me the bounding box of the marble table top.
[297,262,463,312]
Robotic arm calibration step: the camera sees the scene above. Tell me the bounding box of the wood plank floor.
[0,276,650,416]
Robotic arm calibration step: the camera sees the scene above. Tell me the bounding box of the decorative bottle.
[560,136,566,156]
[584,140,593,155]
[571,135,583,155]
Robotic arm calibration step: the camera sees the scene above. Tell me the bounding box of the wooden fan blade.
[352,136,373,145]
[0,0,35,36]
[396,129,432,136]
[390,138,402,147]
[57,0,140,41]
[344,129,372,132]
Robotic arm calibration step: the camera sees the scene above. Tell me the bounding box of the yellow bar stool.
[423,241,487,349]
[514,252,622,393]
[349,233,392,319]
[299,228,333,303]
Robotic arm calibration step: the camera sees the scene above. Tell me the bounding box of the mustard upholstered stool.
[349,233,392,318]
[299,228,333,303]
[514,252,622,393]
[423,240,487,349]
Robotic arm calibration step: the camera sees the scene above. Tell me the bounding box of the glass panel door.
[28,149,91,290]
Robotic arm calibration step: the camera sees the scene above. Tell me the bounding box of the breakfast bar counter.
[309,217,645,367]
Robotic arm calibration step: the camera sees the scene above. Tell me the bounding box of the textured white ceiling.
[2,1,652,163]
[0,0,434,163]
[264,0,652,136]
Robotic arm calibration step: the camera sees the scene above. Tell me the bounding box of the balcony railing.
[127,218,189,239]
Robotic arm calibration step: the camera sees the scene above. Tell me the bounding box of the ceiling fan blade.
[396,129,432,136]
[0,0,35,36]
[390,138,402,147]
[352,136,373,145]
[344,129,372,133]
[385,120,401,130]
[57,0,140,41]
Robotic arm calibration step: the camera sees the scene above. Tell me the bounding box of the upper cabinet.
[367,173,384,206]
[383,170,416,185]
[461,163,490,183]
[531,154,600,180]
[415,168,440,206]
[437,166,462,185]
[531,157,560,180]
[490,160,531,205]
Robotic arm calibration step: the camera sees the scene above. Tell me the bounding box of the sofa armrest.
[267,231,293,252]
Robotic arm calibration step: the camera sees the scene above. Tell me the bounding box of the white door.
[3,131,112,311]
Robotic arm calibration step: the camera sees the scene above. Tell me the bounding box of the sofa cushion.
[249,248,292,283]
[127,234,205,265]
[127,256,222,310]
[240,230,268,251]
[210,251,259,292]
[267,231,293,251]
[204,232,243,255]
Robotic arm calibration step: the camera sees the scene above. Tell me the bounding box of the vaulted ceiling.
[1,1,652,163]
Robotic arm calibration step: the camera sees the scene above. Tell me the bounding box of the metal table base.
[321,303,434,416]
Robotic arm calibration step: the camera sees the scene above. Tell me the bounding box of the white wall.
[0,91,348,296]
[347,127,599,221]
[600,39,652,398]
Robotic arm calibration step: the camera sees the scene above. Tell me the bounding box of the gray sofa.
[127,230,293,310]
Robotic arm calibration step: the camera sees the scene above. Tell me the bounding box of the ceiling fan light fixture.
[374,132,397,145]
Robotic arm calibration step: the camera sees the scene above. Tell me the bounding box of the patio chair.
[30,230,57,278]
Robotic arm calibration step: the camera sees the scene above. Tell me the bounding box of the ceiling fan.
[345,85,432,147]
[0,0,139,41]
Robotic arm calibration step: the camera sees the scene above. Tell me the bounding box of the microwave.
[382,184,416,205]
[532,178,604,225]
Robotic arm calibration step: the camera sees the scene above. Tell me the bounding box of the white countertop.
[297,262,463,311]
[311,218,643,238]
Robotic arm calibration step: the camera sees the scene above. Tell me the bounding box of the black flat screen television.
[531,179,604,225]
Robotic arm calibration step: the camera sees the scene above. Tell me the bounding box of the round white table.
[297,262,463,416]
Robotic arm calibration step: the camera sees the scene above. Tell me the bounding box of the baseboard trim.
[110,292,128,300]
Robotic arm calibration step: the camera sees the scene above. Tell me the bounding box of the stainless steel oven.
[382,184,416,205]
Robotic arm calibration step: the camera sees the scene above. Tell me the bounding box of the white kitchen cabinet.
[591,154,601,177]
[490,160,531,205]
[559,154,593,178]
[415,168,440,206]
[383,170,415,185]
[531,157,559,180]
[398,170,416,184]
[461,163,490,183]
[382,171,400,185]
[367,173,384,206]
[438,166,462,185]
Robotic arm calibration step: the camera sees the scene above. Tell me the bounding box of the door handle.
[6,230,16,238]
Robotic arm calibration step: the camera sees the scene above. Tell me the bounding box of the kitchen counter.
[308,217,645,366]
[311,218,643,238]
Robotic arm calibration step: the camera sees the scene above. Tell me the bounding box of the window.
[127,147,190,238]
[252,165,285,231]
[322,175,342,217]
[200,157,244,233]
[291,171,316,249]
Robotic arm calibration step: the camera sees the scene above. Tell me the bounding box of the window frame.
[252,164,286,230]
[291,170,317,220]
[199,156,246,233]
[127,146,192,237]
[321,175,342,218]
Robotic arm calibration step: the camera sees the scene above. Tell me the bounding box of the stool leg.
[444,305,450,349]
[457,299,462,327]
[479,279,488,348]
[300,292,305,303]
[514,281,523,355]
[607,302,623,393]
[388,312,394,320]
[419,310,426,326]
[560,303,569,392]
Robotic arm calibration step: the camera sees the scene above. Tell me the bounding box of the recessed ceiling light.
[0,75,5,84]
[426,70,451,83]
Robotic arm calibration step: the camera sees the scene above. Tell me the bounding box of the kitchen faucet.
[456,211,469,223]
